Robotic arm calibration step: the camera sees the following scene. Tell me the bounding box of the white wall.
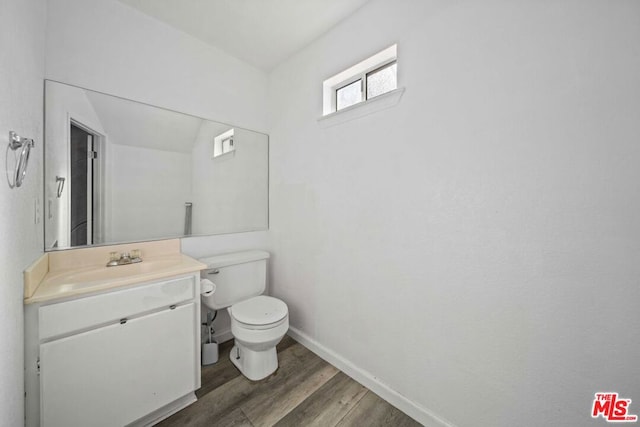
[45,0,268,132]
[108,144,191,243]
[268,1,640,426]
[0,0,46,424]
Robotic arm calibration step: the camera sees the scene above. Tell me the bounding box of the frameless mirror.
[44,80,268,250]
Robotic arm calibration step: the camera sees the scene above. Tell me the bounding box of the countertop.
[24,239,206,304]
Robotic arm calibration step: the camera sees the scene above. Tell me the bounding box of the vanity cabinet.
[25,273,201,427]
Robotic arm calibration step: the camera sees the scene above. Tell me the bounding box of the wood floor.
[158,336,422,427]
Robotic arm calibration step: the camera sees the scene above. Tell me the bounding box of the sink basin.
[48,257,185,291]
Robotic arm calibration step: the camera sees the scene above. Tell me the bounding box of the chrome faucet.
[106,250,143,267]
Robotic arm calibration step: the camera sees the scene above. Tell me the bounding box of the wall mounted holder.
[56,176,65,198]
[6,131,35,189]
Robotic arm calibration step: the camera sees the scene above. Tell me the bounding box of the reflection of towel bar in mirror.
[6,131,35,189]
[56,176,66,198]
[184,202,192,236]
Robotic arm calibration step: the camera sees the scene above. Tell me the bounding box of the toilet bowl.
[228,296,289,380]
[199,251,288,381]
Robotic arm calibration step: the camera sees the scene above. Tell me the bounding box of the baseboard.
[287,327,455,427]
[131,392,196,427]
[214,329,233,344]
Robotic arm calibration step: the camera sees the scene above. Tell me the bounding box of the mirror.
[44,80,268,250]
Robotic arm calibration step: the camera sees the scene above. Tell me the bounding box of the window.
[323,44,397,115]
[213,129,234,158]
[336,79,363,110]
[366,62,397,99]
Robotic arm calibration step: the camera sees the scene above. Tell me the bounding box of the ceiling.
[117,0,371,71]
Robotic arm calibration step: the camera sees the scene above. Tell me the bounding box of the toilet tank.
[199,250,270,310]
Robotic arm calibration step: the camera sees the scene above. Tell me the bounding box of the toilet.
[199,250,289,381]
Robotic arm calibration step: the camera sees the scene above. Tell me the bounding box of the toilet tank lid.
[198,250,270,268]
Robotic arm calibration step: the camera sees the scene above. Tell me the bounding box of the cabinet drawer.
[39,275,196,340]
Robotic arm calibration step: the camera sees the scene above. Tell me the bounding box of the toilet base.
[230,341,278,381]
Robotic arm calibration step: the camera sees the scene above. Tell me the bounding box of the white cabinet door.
[40,303,197,427]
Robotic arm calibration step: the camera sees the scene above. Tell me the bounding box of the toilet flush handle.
[207,269,219,275]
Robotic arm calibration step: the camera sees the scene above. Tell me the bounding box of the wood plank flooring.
[158,336,422,427]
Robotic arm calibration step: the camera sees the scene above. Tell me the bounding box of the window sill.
[317,87,405,128]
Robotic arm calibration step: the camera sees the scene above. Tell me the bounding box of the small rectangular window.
[322,44,397,115]
[213,129,235,158]
[222,135,234,153]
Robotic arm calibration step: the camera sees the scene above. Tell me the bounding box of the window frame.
[213,129,235,158]
[323,44,398,116]
[365,60,397,100]
[221,135,234,152]
[332,59,397,112]
[335,77,363,111]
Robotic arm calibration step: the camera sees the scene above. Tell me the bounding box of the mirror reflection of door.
[70,122,98,247]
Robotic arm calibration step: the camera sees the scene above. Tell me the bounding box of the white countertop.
[24,239,206,304]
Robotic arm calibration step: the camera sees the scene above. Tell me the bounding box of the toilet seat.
[230,296,288,330]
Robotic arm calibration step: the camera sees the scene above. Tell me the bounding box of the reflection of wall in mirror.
[45,83,106,249]
[87,87,202,243]
[107,144,191,242]
[191,125,268,235]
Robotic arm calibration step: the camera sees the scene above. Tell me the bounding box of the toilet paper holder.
[201,278,216,296]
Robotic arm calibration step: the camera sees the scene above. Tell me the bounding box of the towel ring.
[6,131,35,189]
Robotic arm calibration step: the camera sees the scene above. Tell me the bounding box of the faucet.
[106,250,143,267]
